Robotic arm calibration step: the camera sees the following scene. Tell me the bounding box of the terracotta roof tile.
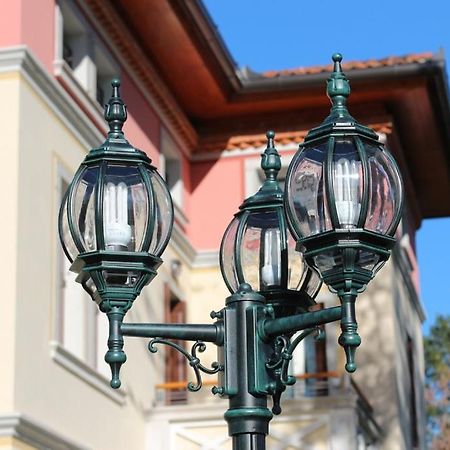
[199,123,392,153]
[262,53,434,79]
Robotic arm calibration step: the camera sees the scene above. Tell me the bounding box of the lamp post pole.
[59,54,404,450]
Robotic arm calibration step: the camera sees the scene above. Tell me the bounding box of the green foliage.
[424,315,450,449]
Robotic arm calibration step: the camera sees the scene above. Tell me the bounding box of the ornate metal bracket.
[265,327,324,415]
[148,338,223,392]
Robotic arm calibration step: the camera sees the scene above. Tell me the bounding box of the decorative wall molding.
[53,58,107,134]
[0,413,89,450]
[0,45,104,150]
[50,341,126,405]
[77,0,197,155]
[171,223,219,269]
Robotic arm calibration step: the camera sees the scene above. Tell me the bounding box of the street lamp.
[285,53,404,372]
[220,130,322,318]
[59,55,404,450]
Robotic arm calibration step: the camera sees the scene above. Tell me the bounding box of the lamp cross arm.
[121,321,224,345]
[261,305,342,339]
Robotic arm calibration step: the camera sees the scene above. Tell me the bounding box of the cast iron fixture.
[285,53,403,372]
[59,55,404,450]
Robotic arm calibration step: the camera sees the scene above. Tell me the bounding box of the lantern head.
[220,131,322,317]
[59,79,174,306]
[285,54,404,295]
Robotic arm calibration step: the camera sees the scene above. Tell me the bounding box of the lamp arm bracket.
[148,338,223,392]
[266,327,324,415]
[261,305,341,339]
[121,322,223,344]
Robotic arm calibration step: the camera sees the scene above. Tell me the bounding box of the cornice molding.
[0,413,89,450]
[0,45,104,150]
[78,0,197,155]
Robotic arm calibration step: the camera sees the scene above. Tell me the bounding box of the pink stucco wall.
[189,157,244,250]
[121,73,160,165]
[0,0,55,71]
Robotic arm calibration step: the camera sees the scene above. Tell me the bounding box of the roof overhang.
[102,0,450,220]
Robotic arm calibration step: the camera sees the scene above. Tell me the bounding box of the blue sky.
[203,0,450,333]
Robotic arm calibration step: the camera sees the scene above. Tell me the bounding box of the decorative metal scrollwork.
[148,338,223,392]
[266,327,324,415]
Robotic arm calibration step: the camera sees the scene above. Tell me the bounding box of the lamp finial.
[324,53,354,123]
[261,130,281,181]
[104,78,127,138]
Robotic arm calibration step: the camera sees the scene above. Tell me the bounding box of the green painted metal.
[262,306,342,339]
[121,322,223,343]
[284,53,404,373]
[58,57,405,450]
[219,131,321,317]
[58,79,173,387]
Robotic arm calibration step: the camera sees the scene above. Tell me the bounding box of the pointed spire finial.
[104,78,127,138]
[324,53,354,123]
[261,130,281,181]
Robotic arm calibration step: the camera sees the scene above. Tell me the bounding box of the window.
[160,129,183,208]
[55,164,110,380]
[164,284,187,404]
[55,1,118,108]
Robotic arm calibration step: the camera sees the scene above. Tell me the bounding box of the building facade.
[1,1,450,449]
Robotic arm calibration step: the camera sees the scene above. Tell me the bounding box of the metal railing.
[154,371,343,406]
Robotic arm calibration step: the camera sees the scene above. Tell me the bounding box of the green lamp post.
[59,55,404,450]
[284,53,404,372]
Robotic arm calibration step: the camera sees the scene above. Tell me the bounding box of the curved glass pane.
[72,167,99,253]
[220,217,240,292]
[313,248,382,275]
[304,268,322,298]
[287,228,306,290]
[313,250,343,274]
[356,250,380,272]
[103,164,148,252]
[59,193,78,262]
[332,139,363,229]
[365,145,402,234]
[148,170,173,256]
[286,144,331,238]
[241,211,281,292]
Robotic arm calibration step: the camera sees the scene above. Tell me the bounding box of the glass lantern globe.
[285,53,404,373]
[220,131,322,316]
[285,54,403,294]
[58,79,173,304]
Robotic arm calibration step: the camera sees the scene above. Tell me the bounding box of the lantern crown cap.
[240,131,283,209]
[104,78,127,139]
[84,78,153,165]
[303,54,378,142]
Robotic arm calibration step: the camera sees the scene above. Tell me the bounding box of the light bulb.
[333,158,361,228]
[260,228,281,287]
[104,182,132,250]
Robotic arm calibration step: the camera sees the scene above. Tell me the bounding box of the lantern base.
[70,250,162,304]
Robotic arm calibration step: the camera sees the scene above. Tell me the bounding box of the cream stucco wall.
[0,71,173,450]
[0,73,20,414]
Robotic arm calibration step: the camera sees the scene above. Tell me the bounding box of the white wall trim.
[0,413,89,450]
[0,45,104,150]
[53,58,107,131]
[170,223,219,269]
[50,341,126,405]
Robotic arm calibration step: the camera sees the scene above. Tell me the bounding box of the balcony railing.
[155,371,343,406]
